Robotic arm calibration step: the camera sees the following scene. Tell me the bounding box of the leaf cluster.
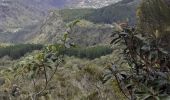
[104,25,170,100]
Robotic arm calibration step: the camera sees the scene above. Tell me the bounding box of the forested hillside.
[28,0,141,44]
[59,0,141,24]
[30,18,113,45]
[0,44,43,59]
[0,0,140,44]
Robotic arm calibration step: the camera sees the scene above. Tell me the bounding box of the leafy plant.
[104,24,170,100]
[11,20,80,100]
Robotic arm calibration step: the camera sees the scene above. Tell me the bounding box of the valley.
[0,0,139,44]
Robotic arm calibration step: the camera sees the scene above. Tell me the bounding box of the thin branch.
[33,59,62,99]
[114,73,131,100]
[43,65,48,86]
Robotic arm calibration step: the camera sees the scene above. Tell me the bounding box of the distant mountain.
[59,0,141,24]
[26,11,66,44]
[27,0,141,45]
[0,0,122,43]
[85,0,141,24]
[0,0,141,44]
[28,14,113,46]
[24,11,113,46]
[0,0,44,32]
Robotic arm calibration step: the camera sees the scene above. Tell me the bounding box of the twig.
[32,59,62,100]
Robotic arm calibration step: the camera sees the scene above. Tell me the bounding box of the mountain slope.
[27,11,66,44]
[85,0,141,24]
[0,0,124,43]
[0,0,48,43]
[59,0,141,24]
[28,12,113,46]
[0,0,123,33]
[0,0,141,44]
[0,0,44,33]
[0,0,63,43]
[26,0,141,44]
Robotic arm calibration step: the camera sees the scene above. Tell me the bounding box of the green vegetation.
[62,45,113,59]
[106,23,170,99]
[101,0,170,99]
[0,21,125,100]
[59,0,138,24]
[59,8,94,22]
[1,0,170,100]
[0,46,125,100]
[137,0,170,36]
[0,44,43,59]
[85,0,137,24]
[137,0,170,51]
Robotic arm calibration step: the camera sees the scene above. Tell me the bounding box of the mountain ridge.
[0,0,141,44]
[27,0,141,45]
[0,0,121,34]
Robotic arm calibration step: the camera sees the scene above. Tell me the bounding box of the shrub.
[137,0,170,36]
[104,25,170,100]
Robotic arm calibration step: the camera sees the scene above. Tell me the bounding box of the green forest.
[0,44,43,59]
[61,46,113,59]
[59,0,137,24]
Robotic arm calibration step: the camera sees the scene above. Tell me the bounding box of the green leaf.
[64,33,68,41]
[158,47,168,54]
[155,96,160,100]
[141,45,150,51]
[72,20,80,26]
[110,37,120,44]
[159,95,170,100]
[141,94,152,100]
[125,84,133,90]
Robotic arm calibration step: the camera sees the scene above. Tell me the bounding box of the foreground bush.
[104,24,170,100]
